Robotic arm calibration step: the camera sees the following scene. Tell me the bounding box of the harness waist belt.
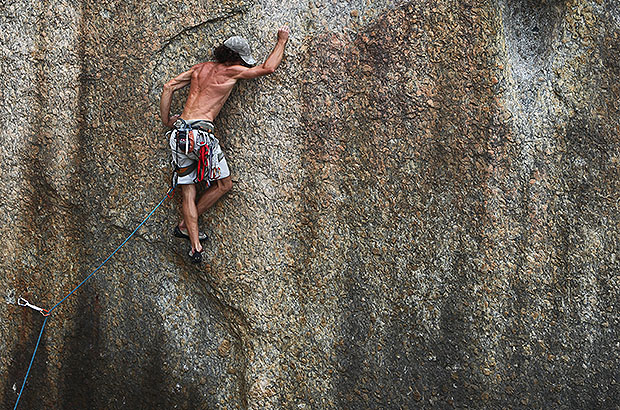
[186,120,214,133]
[176,162,197,177]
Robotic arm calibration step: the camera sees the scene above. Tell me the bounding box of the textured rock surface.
[1,0,618,408]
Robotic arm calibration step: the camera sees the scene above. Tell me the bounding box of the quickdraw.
[17,298,50,316]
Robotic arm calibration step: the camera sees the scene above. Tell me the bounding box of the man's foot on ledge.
[174,225,207,241]
[189,248,203,264]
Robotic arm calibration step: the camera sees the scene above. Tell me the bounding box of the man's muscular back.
[181,62,240,122]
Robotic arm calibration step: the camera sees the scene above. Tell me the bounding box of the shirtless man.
[160,26,290,263]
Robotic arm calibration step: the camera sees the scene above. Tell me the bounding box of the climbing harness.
[169,119,221,186]
[13,183,176,410]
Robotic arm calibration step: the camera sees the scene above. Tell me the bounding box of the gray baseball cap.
[223,36,256,65]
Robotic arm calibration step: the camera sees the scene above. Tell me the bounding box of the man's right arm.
[232,26,290,80]
[160,67,194,127]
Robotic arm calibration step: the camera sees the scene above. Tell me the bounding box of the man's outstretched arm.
[232,26,290,79]
[160,68,194,127]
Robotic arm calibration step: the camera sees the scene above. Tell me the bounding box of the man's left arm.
[232,27,290,80]
[160,68,194,127]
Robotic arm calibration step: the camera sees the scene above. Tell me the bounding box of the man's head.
[214,36,256,67]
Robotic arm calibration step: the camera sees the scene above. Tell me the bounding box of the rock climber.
[160,26,290,263]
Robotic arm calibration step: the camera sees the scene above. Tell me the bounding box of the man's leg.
[181,184,202,253]
[178,177,232,229]
[196,177,233,216]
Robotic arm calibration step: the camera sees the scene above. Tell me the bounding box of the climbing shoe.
[174,225,207,241]
[189,248,203,264]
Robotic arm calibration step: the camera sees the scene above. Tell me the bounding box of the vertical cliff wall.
[1,0,618,409]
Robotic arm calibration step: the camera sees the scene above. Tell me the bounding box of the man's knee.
[218,177,232,193]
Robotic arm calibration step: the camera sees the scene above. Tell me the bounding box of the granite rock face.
[1,0,619,409]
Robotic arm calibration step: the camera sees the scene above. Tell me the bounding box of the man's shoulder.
[192,61,215,71]
[192,62,248,81]
[221,64,253,80]
[222,63,248,73]
[196,62,246,73]
[192,62,226,81]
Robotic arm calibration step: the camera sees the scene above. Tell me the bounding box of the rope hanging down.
[13,185,175,410]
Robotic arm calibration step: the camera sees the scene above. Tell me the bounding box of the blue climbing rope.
[13,316,48,410]
[48,188,174,313]
[13,186,175,409]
